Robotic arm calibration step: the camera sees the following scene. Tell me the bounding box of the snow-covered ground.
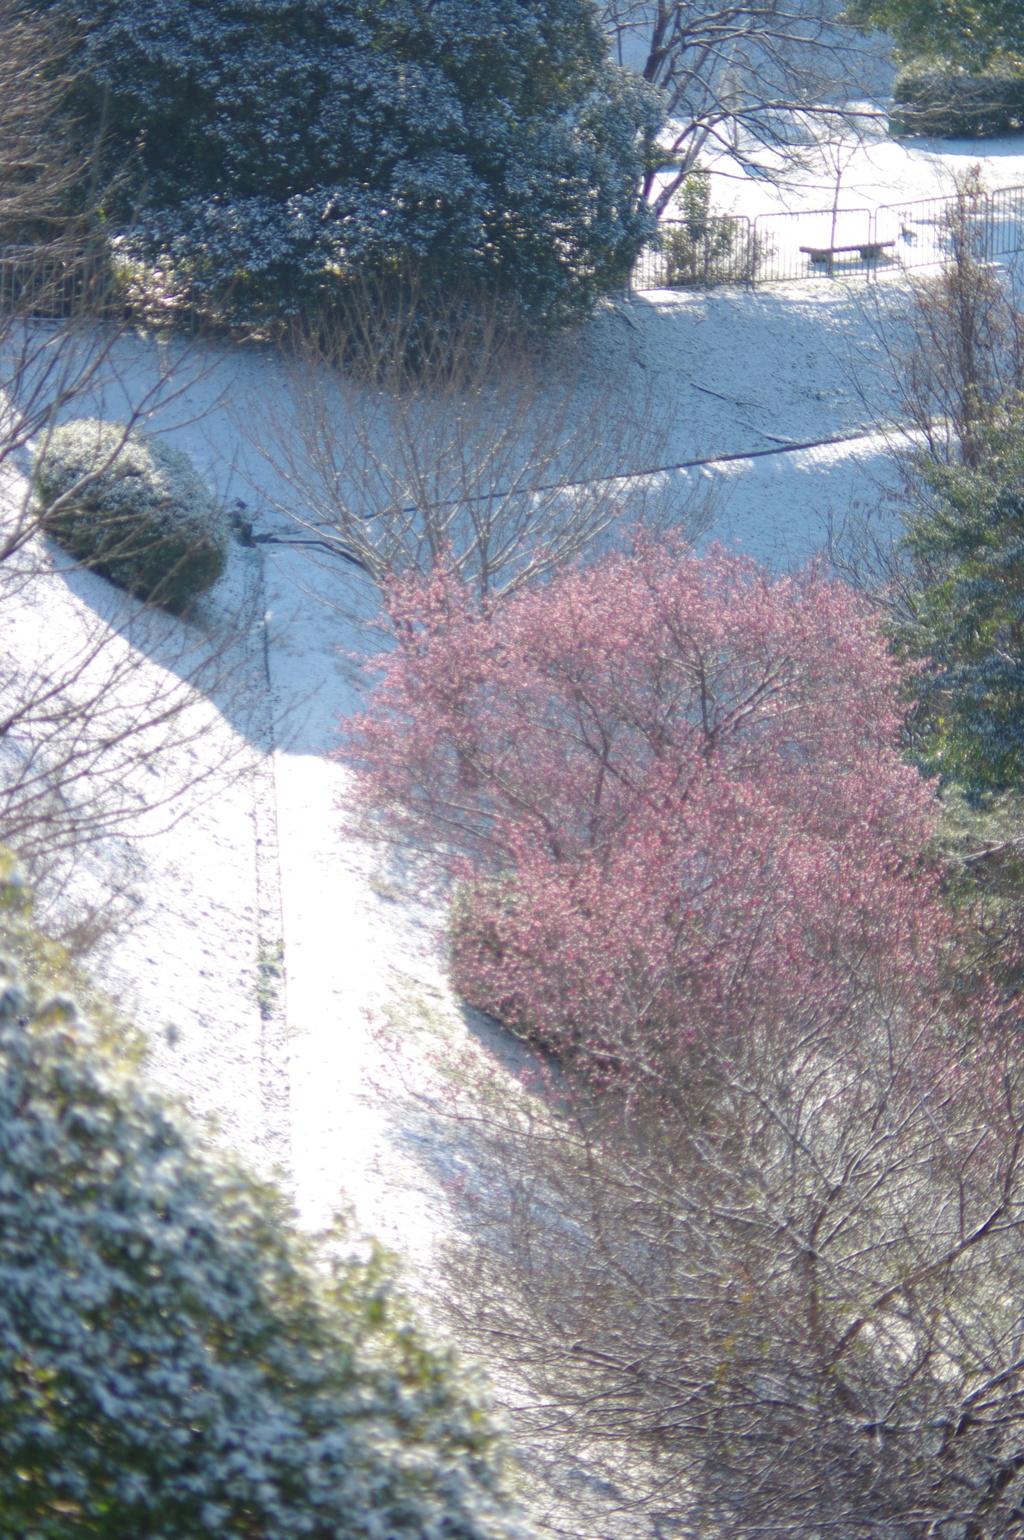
[709,122,1024,219]
[666,106,1024,289]
[2,129,1021,1274]
[1,122,1018,1535]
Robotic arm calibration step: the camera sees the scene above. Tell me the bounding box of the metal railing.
[0,242,118,318]
[632,214,761,289]
[632,182,1024,290]
[0,243,211,331]
[7,188,1023,312]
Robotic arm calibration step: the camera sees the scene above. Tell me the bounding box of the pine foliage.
[896,399,1024,794]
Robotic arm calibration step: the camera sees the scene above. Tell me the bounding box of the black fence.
[0,244,200,327]
[631,182,1024,291]
[0,243,115,317]
[8,191,1024,311]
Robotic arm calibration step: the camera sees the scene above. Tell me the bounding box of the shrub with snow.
[0,849,526,1540]
[51,0,660,324]
[895,399,1024,793]
[663,172,765,288]
[32,419,228,612]
[890,64,1024,137]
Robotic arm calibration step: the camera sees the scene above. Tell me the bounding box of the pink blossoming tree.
[347,541,947,1083]
[346,542,1024,1536]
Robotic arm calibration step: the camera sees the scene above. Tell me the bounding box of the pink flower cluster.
[348,542,948,1078]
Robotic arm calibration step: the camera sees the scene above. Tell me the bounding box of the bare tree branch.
[604,0,890,213]
[0,1,257,937]
[249,281,713,627]
[433,997,1024,1538]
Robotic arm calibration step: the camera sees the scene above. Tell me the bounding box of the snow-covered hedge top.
[0,850,527,1540]
[31,419,229,610]
[49,0,661,322]
[32,419,229,548]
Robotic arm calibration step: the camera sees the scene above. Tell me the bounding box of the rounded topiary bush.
[0,852,527,1540]
[32,420,229,612]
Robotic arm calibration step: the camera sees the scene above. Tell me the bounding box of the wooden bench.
[799,241,895,265]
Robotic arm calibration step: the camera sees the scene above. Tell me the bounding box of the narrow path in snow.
[249,547,290,1172]
[0,273,925,1238]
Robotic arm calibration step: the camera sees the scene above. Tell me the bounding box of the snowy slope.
[2,129,1021,1262]
[0,283,928,1243]
[705,119,1024,218]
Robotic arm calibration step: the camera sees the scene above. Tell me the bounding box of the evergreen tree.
[843,0,1022,70]
[59,0,659,321]
[896,399,1024,793]
[0,851,526,1540]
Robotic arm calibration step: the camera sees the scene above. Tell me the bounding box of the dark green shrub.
[843,0,1021,76]
[32,420,228,612]
[662,173,765,287]
[890,65,1024,137]
[0,849,527,1540]
[893,397,1024,793]
[48,0,660,326]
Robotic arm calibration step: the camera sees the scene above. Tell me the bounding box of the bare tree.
[0,3,256,935]
[602,0,889,214]
[431,973,1024,1540]
[0,0,95,247]
[891,169,1024,471]
[253,281,708,619]
[823,167,1024,601]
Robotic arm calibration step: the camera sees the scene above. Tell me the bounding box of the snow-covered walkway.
[0,262,972,1264]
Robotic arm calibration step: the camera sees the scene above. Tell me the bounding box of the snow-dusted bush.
[50,0,660,324]
[0,850,527,1540]
[32,419,228,612]
[663,172,765,288]
[890,65,1024,137]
